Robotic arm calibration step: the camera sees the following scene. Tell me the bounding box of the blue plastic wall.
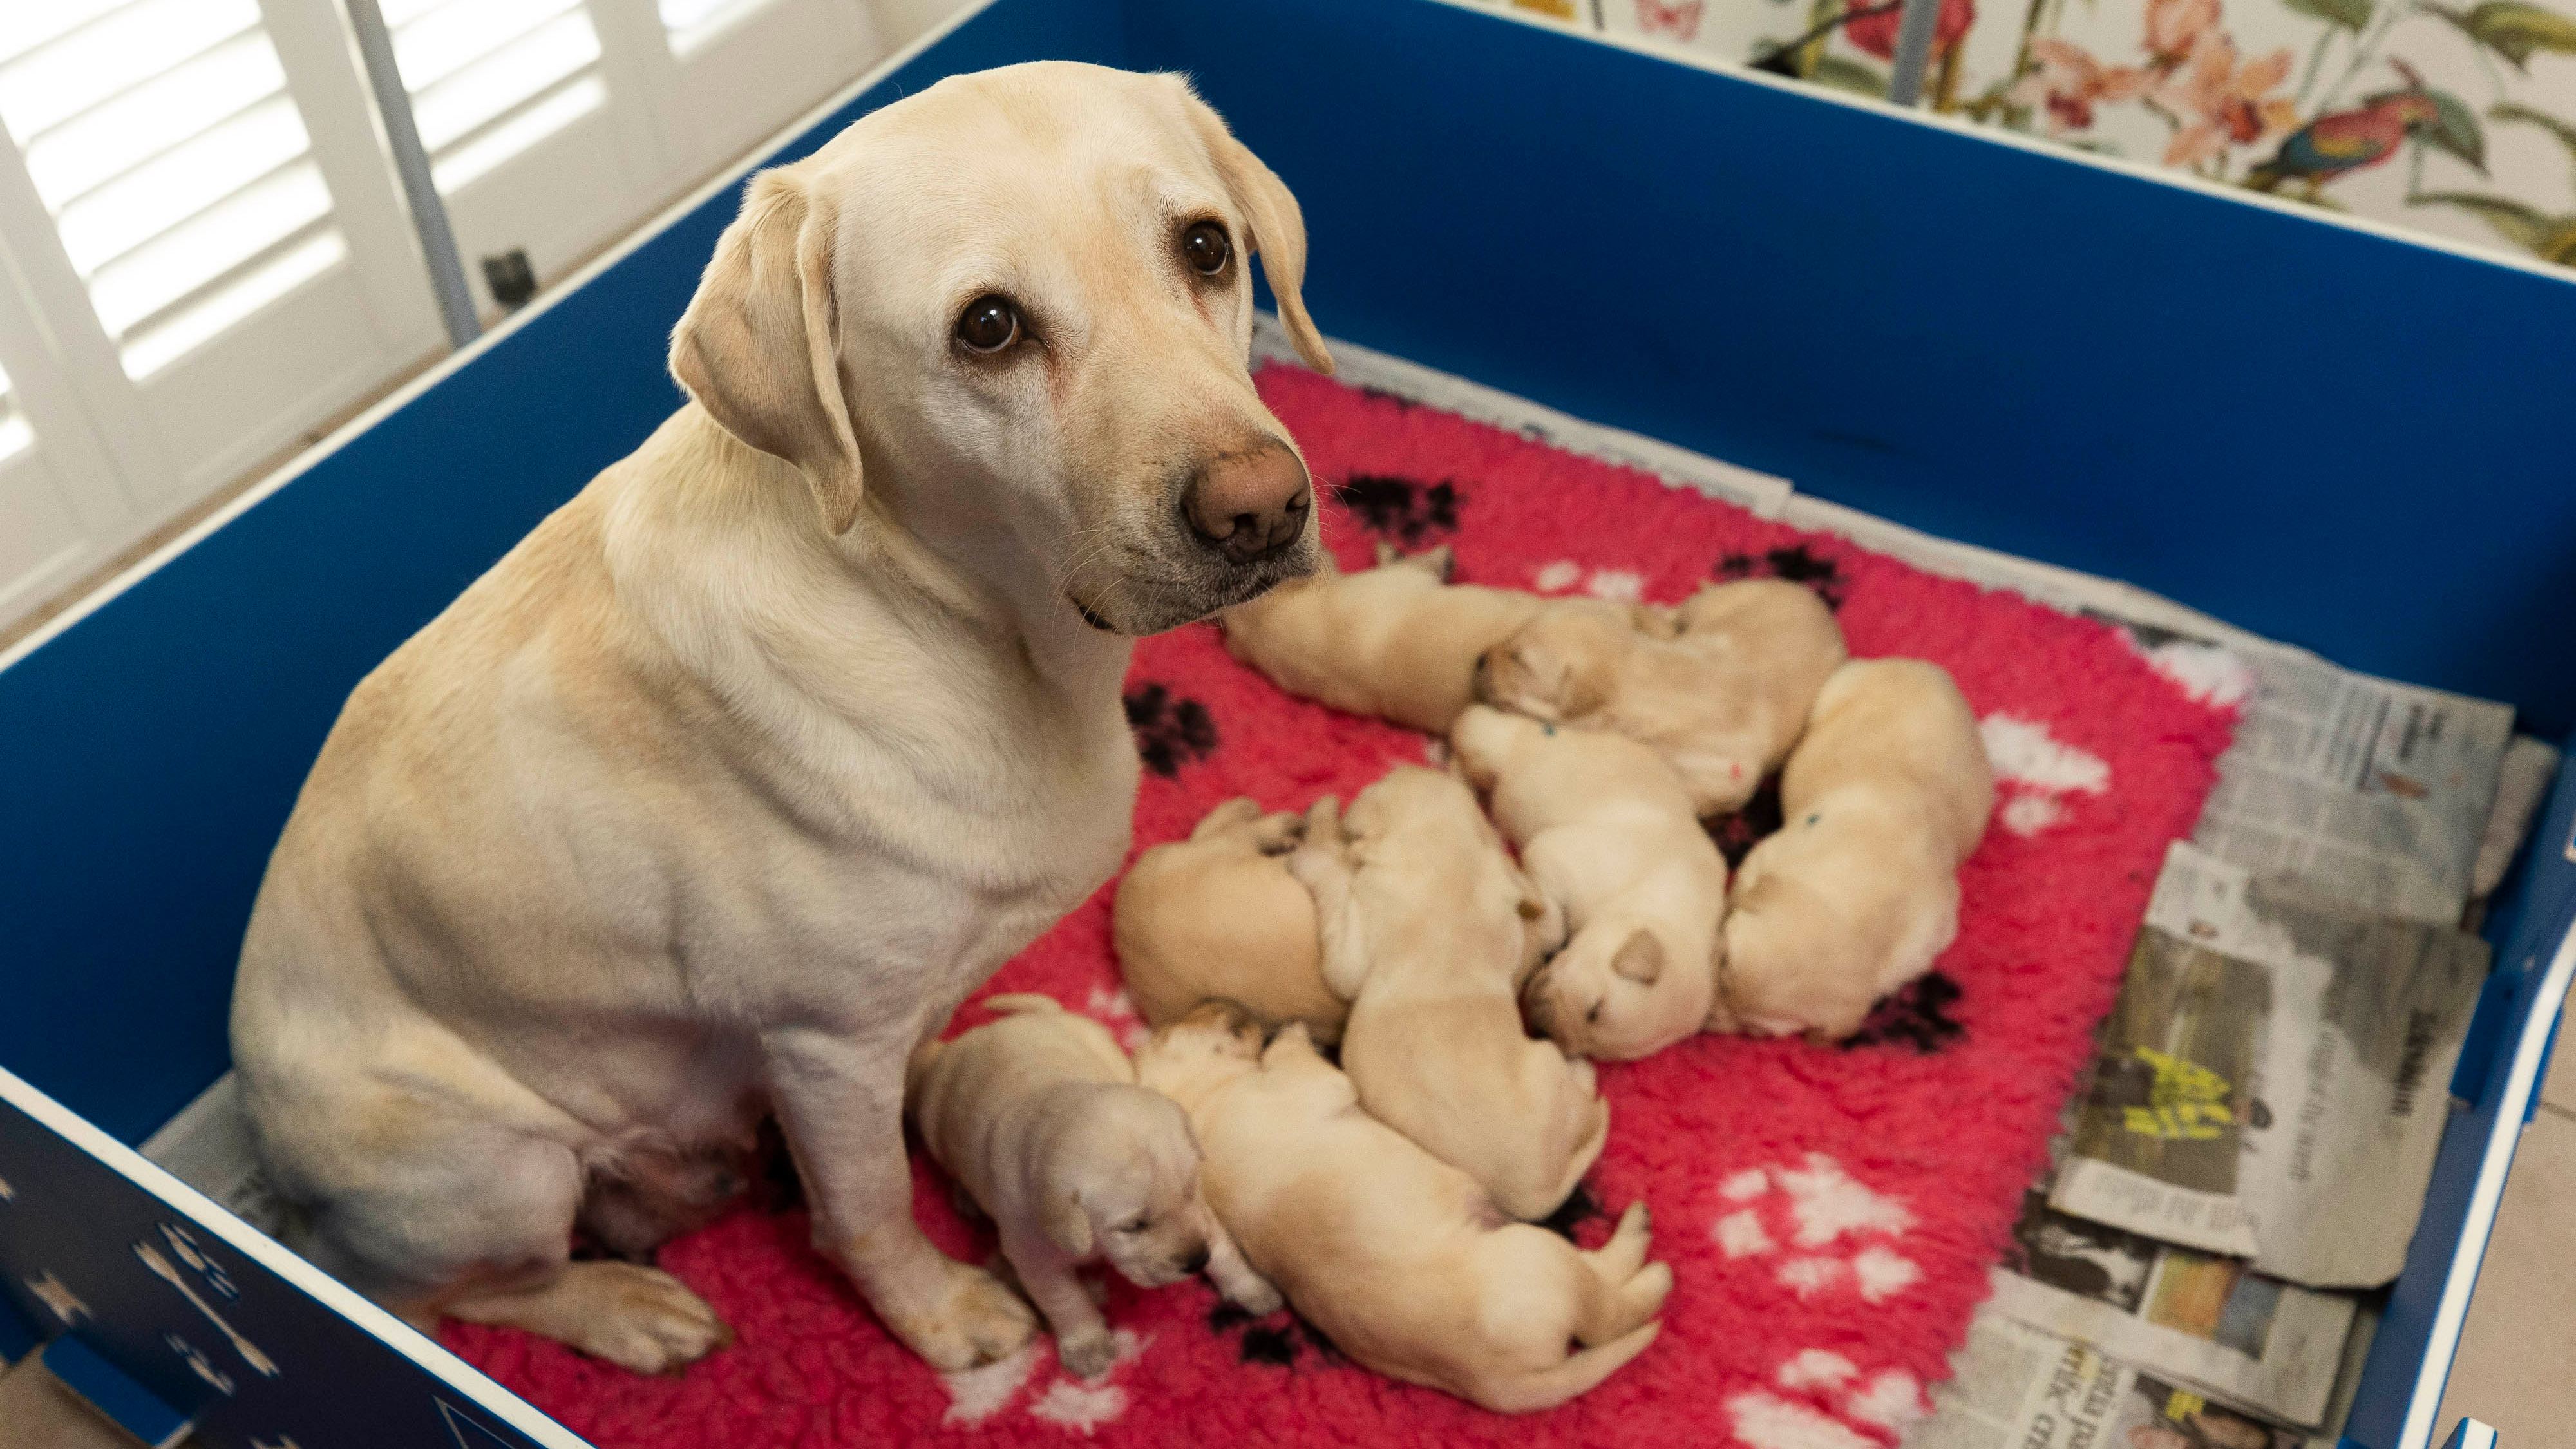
[1132,0,2576,737]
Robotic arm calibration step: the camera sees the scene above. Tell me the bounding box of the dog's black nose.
[1182,1246,1211,1276]
[1186,442,1310,564]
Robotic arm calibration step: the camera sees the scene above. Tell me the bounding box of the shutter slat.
[0,0,351,379]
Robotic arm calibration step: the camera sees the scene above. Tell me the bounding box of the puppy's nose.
[1186,443,1311,564]
[1182,1246,1211,1276]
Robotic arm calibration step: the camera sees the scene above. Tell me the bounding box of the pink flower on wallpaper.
[2143,0,2221,62]
[1845,0,1976,59]
[2154,30,2298,165]
[2008,39,2148,131]
[1635,0,1705,39]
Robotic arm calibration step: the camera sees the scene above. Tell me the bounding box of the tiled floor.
[2430,1016,2576,1445]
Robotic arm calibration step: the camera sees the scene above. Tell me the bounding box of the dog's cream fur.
[1135,1007,1669,1412]
[1220,543,1548,734]
[1285,767,1605,1220]
[1113,799,1347,1043]
[1477,580,1848,814]
[228,62,1335,1374]
[1719,658,1995,1039]
[907,995,1278,1378]
[1450,706,1727,1061]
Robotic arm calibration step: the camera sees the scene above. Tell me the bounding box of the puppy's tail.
[1472,1320,1662,1414]
[981,993,1066,1017]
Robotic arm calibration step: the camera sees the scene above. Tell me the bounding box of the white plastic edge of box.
[1436,0,2576,290]
[0,0,1005,679]
[2406,924,2576,1449]
[0,1062,592,1449]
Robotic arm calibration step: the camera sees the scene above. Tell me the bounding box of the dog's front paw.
[1057,1329,1120,1381]
[886,1259,1037,1372]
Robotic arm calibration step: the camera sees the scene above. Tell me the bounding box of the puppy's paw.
[1566,1056,1601,1097]
[1224,1275,1286,1318]
[886,1260,1038,1372]
[1251,809,1307,855]
[1058,1329,1121,1381]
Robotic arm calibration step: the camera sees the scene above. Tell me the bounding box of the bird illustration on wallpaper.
[1593,0,2576,268]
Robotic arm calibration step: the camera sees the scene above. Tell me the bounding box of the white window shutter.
[0,0,346,380]
[0,0,437,631]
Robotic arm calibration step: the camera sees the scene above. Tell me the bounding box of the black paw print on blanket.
[1715,544,1850,611]
[1334,474,1459,547]
[1124,684,1218,778]
[1842,972,1967,1054]
[1207,1301,1345,1368]
[1704,777,1787,871]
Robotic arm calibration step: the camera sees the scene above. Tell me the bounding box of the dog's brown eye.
[1121,1217,1150,1233]
[1182,221,1230,277]
[955,295,1020,353]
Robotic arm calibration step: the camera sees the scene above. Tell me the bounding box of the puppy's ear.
[1424,544,1456,582]
[670,164,864,535]
[1611,929,1665,985]
[1043,1187,1093,1258]
[1372,539,1401,567]
[1174,80,1332,374]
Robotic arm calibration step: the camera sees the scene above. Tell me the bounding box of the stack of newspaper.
[1861,553,2555,1445]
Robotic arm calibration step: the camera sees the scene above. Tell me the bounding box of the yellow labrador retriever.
[229,62,1332,1374]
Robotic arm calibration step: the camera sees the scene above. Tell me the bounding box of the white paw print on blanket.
[1529,560,1643,601]
[1711,1155,1920,1303]
[1084,985,1150,1054]
[1730,1350,1929,1449]
[1979,714,2111,838]
[2125,633,2256,710]
[942,1329,1150,1434]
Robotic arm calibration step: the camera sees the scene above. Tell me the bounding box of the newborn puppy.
[1718,658,1994,1040]
[1288,766,1604,1220]
[907,995,1280,1377]
[1135,1007,1669,1412]
[1450,705,1727,1061]
[1220,542,1548,733]
[1113,799,1347,1044]
[1477,579,1848,814]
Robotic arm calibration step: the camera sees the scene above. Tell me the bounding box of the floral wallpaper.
[1482,0,2576,267]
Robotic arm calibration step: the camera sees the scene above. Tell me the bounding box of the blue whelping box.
[1,2,2571,1446]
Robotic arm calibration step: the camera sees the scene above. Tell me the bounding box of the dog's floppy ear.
[1043,1186,1093,1258]
[1174,80,1333,375]
[670,164,864,535]
[1611,929,1665,985]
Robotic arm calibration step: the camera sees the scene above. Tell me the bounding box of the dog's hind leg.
[270,1086,731,1375]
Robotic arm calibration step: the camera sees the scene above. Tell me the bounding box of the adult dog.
[229,61,1331,1374]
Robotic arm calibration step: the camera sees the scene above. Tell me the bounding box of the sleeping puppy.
[1450,705,1726,1061]
[1287,766,1605,1220]
[1476,579,1848,814]
[1112,799,1347,1044]
[1220,542,1548,733]
[907,994,1280,1378]
[1717,658,1994,1040]
[1135,1006,1669,1412]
